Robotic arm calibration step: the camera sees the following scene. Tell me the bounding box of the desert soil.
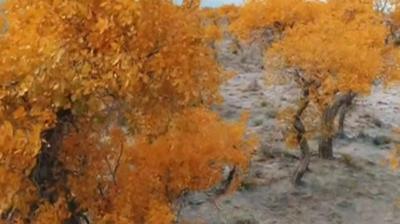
[179,37,400,224]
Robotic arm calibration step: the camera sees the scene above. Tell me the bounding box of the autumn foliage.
[233,0,395,94]
[233,0,400,183]
[201,4,240,23]
[60,109,252,223]
[0,0,255,223]
[231,0,323,39]
[2,0,400,222]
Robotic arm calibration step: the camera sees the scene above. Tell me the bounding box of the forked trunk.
[318,92,355,159]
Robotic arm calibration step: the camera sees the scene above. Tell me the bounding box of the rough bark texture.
[28,110,88,223]
[30,110,73,201]
[291,88,311,186]
[319,92,356,159]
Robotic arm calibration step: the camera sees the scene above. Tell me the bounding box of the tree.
[232,0,400,185]
[0,0,255,223]
[59,109,253,223]
[230,0,323,39]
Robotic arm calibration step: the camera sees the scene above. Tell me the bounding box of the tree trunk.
[30,109,73,201]
[29,110,89,223]
[318,137,333,159]
[318,92,355,159]
[292,88,311,186]
[337,107,347,138]
[337,93,356,138]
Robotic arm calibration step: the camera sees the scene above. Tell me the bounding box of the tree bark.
[318,137,333,159]
[291,88,311,186]
[337,93,356,138]
[29,110,89,223]
[318,92,355,159]
[30,109,73,201]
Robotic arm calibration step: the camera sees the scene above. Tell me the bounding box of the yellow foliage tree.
[60,109,253,223]
[231,0,323,39]
[233,0,400,184]
[0,0,255,223]
[199,5,241,42]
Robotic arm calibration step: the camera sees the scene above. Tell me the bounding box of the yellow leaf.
[13,106,27,120]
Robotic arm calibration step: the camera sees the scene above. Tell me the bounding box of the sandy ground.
[179,38,400,224]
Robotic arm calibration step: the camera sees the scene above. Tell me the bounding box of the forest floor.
[179,37,400,224]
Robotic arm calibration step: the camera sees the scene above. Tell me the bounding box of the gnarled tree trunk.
[30,109,73,202]
[292,88,311,186]
[318,92,355,159]
[29,110,88,223]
